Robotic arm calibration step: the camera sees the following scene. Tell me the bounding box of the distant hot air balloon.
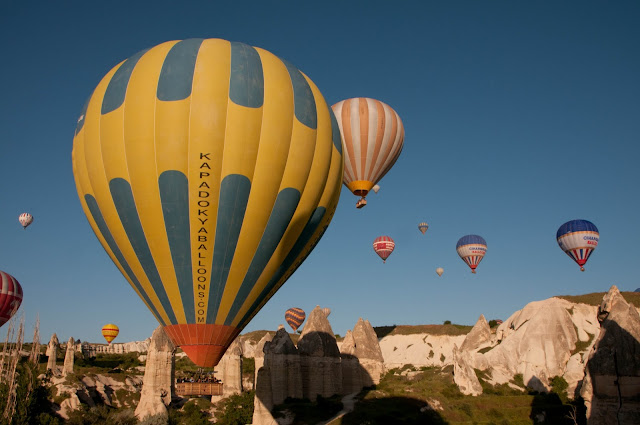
[372,185,380,194]
[436,267,444,277]
[456,235,487,274]
[556,220,599,272]
[19,213,33,229]
[285,308,306,332]
[0,271,23,327]
[373,236,395,263]
[101,323,119,345]
[332,98,404,208]
[322,307,331,318]
[418,222,429,235]
[72,38,343,367]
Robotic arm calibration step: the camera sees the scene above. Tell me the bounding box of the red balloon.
[373,236,395,263]
[0,271,23,327]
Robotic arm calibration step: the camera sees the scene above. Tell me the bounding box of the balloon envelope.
[19,213,33,229]
[0,271,23,327]
[72,38,343,367]
[373,236,395,263]
[436,267,444,277]
[456,235,487,273]
[285,307,306,332]
[332,98,404,205]
[556,220,599,271]
[102,323,119,344]
[418,222,429,235]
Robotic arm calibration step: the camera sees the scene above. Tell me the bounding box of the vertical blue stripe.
[229,42,264,108]
[84,195,166,326]
[329,108,343,155]
[157,38,204,101]
[236,206,326,329]
[224,188,301,325]
[109,178,178,324]
[159,171,195,323]
[281,59,317,129]
[205,174,251,323]
[101,48,149,114]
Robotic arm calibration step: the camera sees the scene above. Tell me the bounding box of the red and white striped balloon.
[18,213,33,229]
[373,236,395,263]
[0,271,23,327]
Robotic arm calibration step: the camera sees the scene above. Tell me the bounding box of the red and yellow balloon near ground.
[72,38,343,367]
[102,323,119,344]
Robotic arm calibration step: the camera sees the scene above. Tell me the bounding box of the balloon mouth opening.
[180,345,226,368]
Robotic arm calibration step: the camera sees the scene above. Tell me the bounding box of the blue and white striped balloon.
[557,220,599,271]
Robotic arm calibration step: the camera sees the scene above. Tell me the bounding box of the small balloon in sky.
[285,308,306,332]
[418,222,429,235]
[373,236,395,263]
[456,235,487,274]
[19,213,33,229]
[436,267,444,277]
[556,219,599,272]
[101,323,119,345]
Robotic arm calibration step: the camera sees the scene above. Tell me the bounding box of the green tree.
[215,391,255,425]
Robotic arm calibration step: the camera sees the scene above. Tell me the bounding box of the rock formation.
[263,327,303,405]
[484,298,583,392]
[298,305,342,400]
[580,285,640,424]
[340,318,385,393]
[252,367,278,425]
[453,344,483,396]
[460,314,492,352]
[62,336,75,376]
[46,333,59,374]
[134,326,175,421]
[379,333,466,369]
[217,340,243,397]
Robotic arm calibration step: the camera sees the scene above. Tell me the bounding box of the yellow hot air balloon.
[102,323,119,344]
[72,39,343,367]
[332,98,404,208]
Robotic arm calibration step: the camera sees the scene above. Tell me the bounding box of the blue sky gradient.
[1,1,639,344]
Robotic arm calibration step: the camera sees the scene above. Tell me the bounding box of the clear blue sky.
[1,1,639,344]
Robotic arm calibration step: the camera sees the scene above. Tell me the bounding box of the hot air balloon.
[436,267,444,277]
[19,213,33,229]
[0,271,23,327]
[72,38,343,367]
[456,235,487,274]
[556,220,599,271]
[322,307,331,318]
[101,323,119,344]
[285,308,306,332]
[372,185,380,194]
[373,236,395,263]
[418,222,429,235]
[332,98,404,208]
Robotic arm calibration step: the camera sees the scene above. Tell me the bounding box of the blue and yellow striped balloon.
[72,38,343,367]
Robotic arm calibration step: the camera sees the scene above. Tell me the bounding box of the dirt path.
[318,392,359,425]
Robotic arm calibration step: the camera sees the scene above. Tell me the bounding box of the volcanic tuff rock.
[252,367,278,425]
[298,305,342,399]
[453,344,483,396]
[63,337,75,377]
[580,285,640,424]
[217,340,243,397]
[263,328,303,405]
[379,334,466,369]
[484,297,584,392]
[340,318,385,392]
[46,333,59,374]
[134,326,175,421]
[460,314,492,353]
